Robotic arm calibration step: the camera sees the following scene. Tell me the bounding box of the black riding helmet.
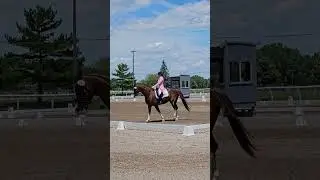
[158,72,163,76]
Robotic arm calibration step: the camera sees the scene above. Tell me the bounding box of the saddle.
[154,88,169,100]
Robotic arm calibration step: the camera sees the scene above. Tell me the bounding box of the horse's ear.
[77,80,86,86]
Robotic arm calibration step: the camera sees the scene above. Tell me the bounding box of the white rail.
[2,85,320,110]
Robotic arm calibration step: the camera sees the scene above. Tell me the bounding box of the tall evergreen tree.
[112,63,133,91]
[5,5,79,101]
[159,59,170,87]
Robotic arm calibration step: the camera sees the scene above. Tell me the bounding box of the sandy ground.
[0,126,109,180]
[110,129,210,180]
[110,101,320,180]
[1,99,320,180]
[110,101,209,124]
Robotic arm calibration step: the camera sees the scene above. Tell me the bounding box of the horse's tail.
[213,90,256,158]
[178,91,190,112]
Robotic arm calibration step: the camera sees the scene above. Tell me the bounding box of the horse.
[74,74,109,116]
[133,85,190,123]
[210,88,256,179]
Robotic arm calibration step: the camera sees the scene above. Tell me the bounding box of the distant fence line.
[2,85,320,107]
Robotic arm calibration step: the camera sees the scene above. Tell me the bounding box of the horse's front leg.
[146,105,151,123]
[154,105,165,122]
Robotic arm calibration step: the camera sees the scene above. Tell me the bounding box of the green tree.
[309,53,320,84]
[0,56,24,91]
[139,73,158,86]
[257,43,305,86]
[112,63,133,91]
[5,5,76,101]
[190,75,208,88]
[83,57,109,77]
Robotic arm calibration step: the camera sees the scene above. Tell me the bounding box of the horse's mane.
[85,74,108,82]
[83,74,110,91]
[136,84,153,90]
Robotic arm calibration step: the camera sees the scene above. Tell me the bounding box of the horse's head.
[133,86,140,96]
[134,85,153,97]
[74,79,92,112]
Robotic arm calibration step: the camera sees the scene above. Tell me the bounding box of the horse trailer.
[168,75,191,98]
[211,41,257,117]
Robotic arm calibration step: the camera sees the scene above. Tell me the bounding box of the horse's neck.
[92,78,109,106]
[139,87,151,97]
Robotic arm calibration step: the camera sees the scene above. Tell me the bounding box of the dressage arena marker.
[68,103,73,113]
[182,126,195,136]
[36,112,43,119]
[51,99,54,109]
[7,106,14,119]
[202,95,207,102]
[117,121,125,130]
[288,96,294,106]
[295,107,307,127]
[111,121,209,136]
[17,119,27,127]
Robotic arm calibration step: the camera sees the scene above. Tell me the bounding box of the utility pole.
[72,0,77,92]
[131,50,136,97]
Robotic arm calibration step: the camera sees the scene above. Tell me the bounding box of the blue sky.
[110,0,209,81]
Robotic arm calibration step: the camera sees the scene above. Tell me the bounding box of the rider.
[152,72,165,104]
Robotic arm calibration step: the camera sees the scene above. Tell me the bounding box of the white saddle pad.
[155,88,169,99]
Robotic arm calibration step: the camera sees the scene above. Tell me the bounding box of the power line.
[212,33,315,39]
[0,37,109,44]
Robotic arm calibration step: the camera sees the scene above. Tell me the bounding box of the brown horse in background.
[133,85,190,123]
[210,89,256,179]
[74,74,109,115]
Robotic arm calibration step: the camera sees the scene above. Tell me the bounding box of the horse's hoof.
[146,120,150,123]
[174,118,178,121]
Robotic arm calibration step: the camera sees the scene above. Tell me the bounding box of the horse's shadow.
[146,118,189,123]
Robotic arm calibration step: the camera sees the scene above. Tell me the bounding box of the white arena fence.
[1,85,320,110]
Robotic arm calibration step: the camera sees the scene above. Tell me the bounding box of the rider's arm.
[153,76,164,88]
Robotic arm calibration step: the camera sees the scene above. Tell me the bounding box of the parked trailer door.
[224,43,257,110]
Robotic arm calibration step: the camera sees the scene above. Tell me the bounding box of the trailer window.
[241,62,251,81]
[230,61,251,82]
[229,62,240,82]
[182,81,185,88]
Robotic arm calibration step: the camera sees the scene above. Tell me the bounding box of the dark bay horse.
[210,88,256,179]
[133,85,190,123]
[74,74,109,115]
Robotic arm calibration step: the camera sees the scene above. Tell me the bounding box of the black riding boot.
[158,92,163,104]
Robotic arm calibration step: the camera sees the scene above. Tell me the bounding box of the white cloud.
[111,0,210,80]
[111,0,152,15]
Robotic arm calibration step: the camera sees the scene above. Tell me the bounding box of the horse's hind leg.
[154,105,165,122]
[170,99,179,121]
[211,135,219,180]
